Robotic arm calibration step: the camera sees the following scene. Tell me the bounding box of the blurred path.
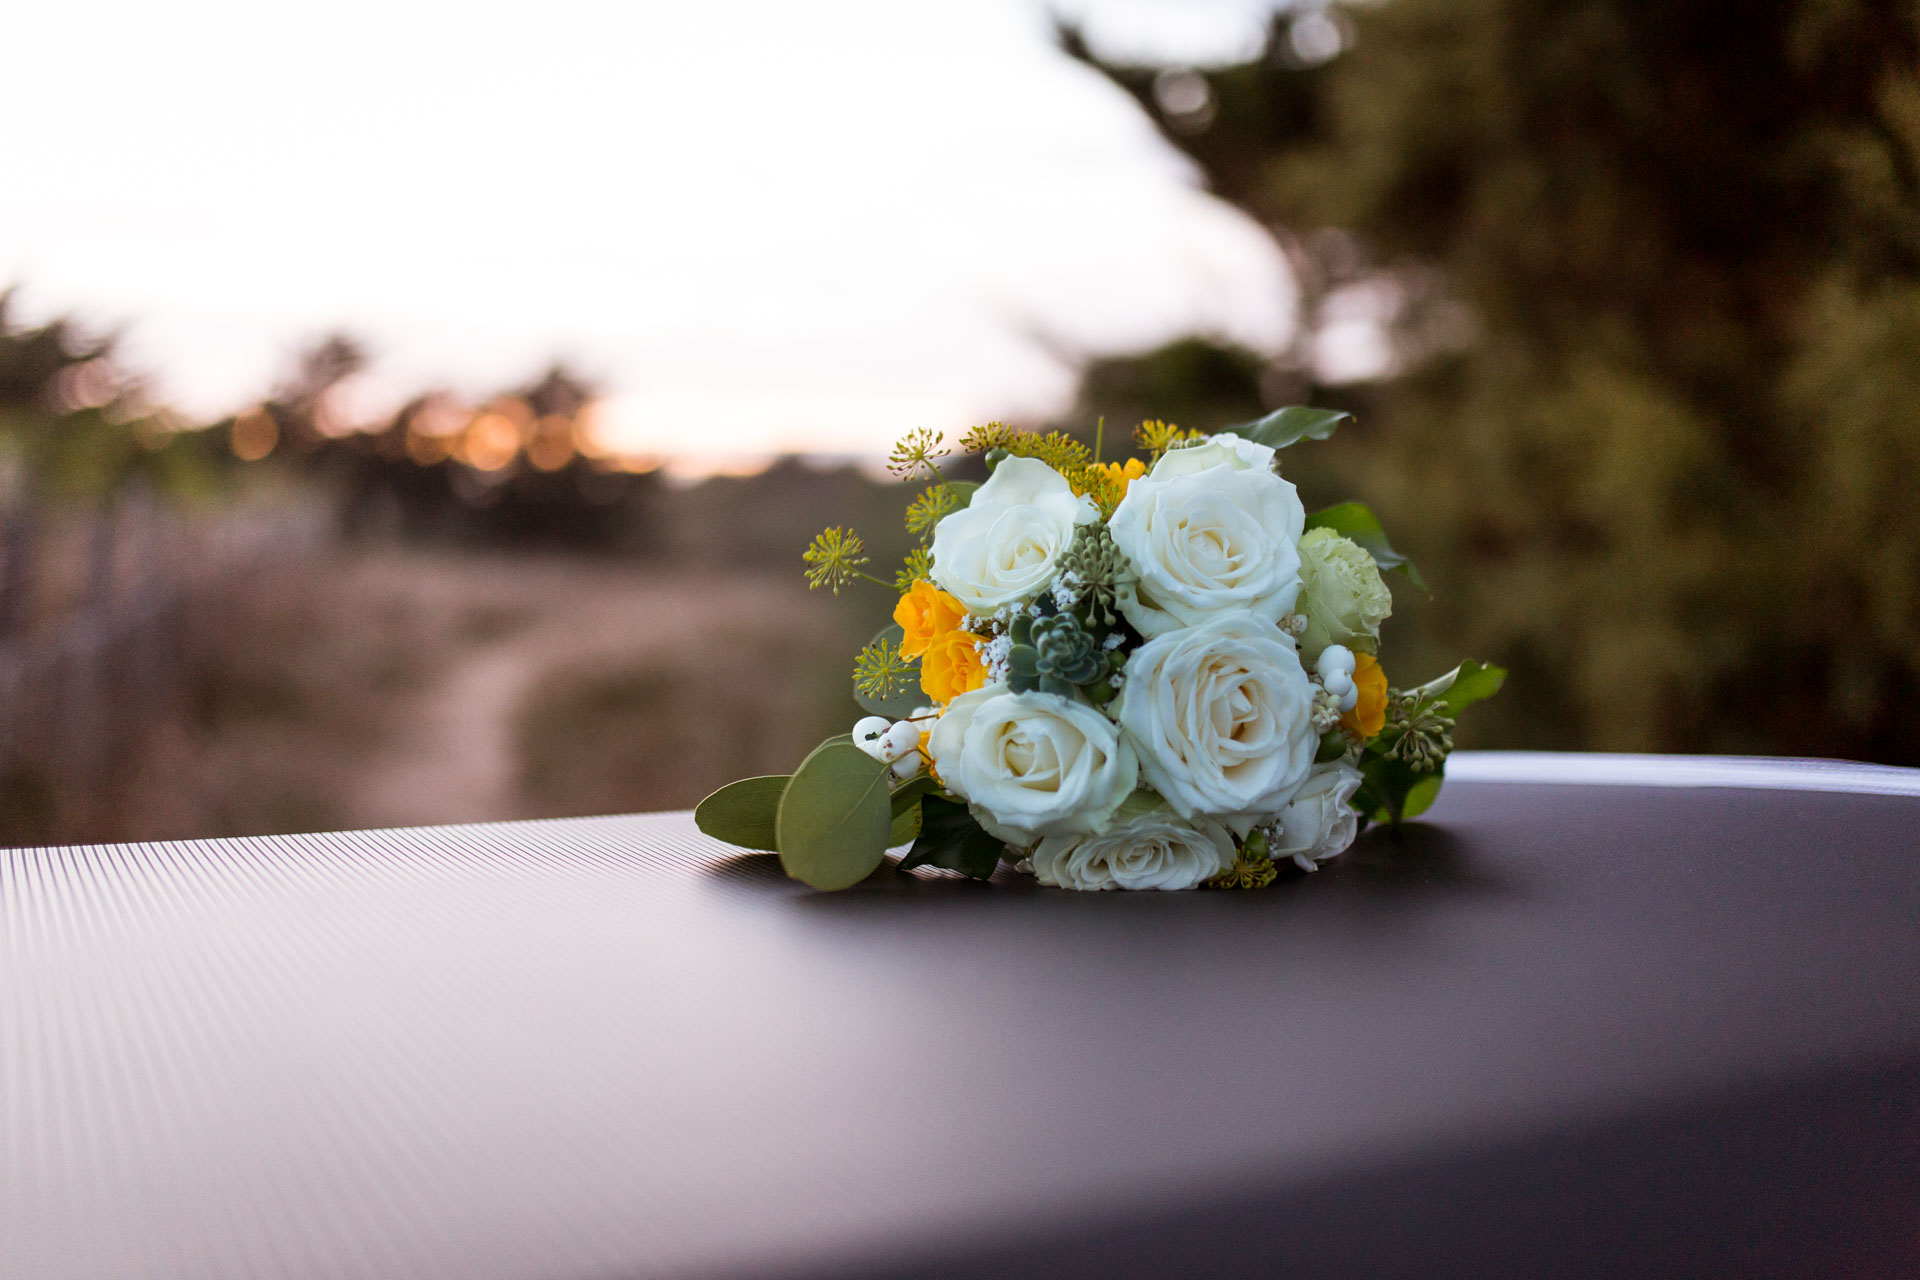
[350,616,544,828]
[109,547,853,843]
[332,550,847,830]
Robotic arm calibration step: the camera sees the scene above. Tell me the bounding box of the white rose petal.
[1146,430,1276,478]
[1268,762,1364,871]
[1113,610,1318,829]
[1108,444,1306,637]
[1031,795,1237,891]
[926,684,1138,845]
[929,457,1097,615]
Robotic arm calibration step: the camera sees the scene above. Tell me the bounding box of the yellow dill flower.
[1207,833,1278,889]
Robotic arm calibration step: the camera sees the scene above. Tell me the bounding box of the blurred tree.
[0,289,223,503]
[1071,336,1268,433]
[0,291,228,633]
[1069,0,1920,762]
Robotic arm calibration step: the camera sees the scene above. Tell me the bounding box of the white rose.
[1268,762,1364,871]
[1295,527,1392,665]
[926,684,1138,844]
[1030,795,1236,891]
[1113,611,1318,829]
[1107,440,1306,637]
[1146,430,1275,478]
[930,456,1097,615]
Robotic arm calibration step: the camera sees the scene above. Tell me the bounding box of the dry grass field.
[100,547,869,843]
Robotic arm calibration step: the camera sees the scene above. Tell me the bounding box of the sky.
[2,0,1298,471]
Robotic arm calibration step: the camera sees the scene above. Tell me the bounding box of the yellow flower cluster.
[1079,457,1146,509]
[893,579,987,704]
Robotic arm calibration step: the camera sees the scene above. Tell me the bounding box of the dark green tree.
[1071,1,1920,762]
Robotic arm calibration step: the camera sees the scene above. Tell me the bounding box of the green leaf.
[1354,749,1444,826]
[1400,771,1445,820]
[1410,660,1507,715]
[693,775,789,851]
[1304,501,1428,592]
[887,773,938,845]
[775,738,895,890]
[854,623,924,718]
[1227,405,1352,450]
[943,480,979,508]
[890,773,939,816]
[897,796,1005,880]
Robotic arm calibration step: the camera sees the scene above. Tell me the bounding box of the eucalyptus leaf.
[943,480,979,508]
[693,775,789,851]
[854,623,924,718]
[1226,405,1352,450]
[775,739,895,890]
[889,803,922,847]
[1304,501,1428,592]
[897,796,1005,880]
[1414,660,1507,715]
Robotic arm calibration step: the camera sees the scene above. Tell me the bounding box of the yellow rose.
[1340,654,1388,741]
[920,630,988,704]
[894,579,966,658]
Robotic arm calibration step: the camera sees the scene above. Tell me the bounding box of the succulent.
[1006,611,1110,698]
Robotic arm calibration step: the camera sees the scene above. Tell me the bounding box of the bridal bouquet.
[696,409,1502,891]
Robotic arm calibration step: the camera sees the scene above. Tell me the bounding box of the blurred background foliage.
[0,0,1914,846]
[1068,0,1920,761]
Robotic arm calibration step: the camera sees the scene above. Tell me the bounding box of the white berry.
[1315,644,1358,682]
[879,719,922,762]
[852,715,893,760]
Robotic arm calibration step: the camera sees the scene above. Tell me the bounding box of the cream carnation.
[926,684,1137,845]
[1107,437,1306,637]
[1296,528,1392,665]
[930,456,1097,615]
[1113,611,1318,829]
[1267,761,1364,871]
[1030,796,1236,891]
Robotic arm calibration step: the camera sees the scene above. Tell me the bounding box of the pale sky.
[2,0,1297,469]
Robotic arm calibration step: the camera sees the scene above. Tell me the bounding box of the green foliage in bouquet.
[1353,661,1507,825]
[697,409,1503,891]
